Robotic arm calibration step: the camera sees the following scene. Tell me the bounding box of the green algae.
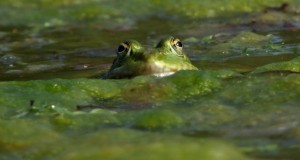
[121,70,222,101]
[215,74,300,106]
[0,70,227,113]
[152,0,300,18]
[0,118,250,160]
[1,70,300,159]
[252,56,300,73]
[134,110,183,130]
[0,119,64,160]
[0,0,299,26]
[0,122,249,160]
[0,79,121,111]
[1,69,300,159]
[199,31,285,60]
[60,129,249,160]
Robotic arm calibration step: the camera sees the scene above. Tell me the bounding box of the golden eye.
[172,38,185,57]
[175,41,183,48]
[173,38,183,48]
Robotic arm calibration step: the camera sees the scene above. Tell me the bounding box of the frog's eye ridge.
[124,41,130,46]
[117,45,126,53]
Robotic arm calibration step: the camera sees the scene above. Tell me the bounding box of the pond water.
[1,0,300,160]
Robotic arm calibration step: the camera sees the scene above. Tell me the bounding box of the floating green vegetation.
[196,31,285,60]
[1,69,300,159]
[0,0,299,26]
[252,56,300,73]
[0,70,228,111]
[0,118,249,160]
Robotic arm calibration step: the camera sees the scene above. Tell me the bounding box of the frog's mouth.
[153,72,175,77]
[148,59,185,77]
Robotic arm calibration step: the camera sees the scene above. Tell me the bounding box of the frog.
[103,36,198,79]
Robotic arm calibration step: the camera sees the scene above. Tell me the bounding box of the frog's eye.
[117,43,130,57]
[173,38,183,49]
[117,45,126,53]
[172,38,185,57]
[175,41,183,48]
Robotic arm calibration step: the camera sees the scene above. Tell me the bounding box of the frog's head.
[111,40,145,68]
[103,40,147,79]
[155,36,186,58]
[148,36,198,76]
